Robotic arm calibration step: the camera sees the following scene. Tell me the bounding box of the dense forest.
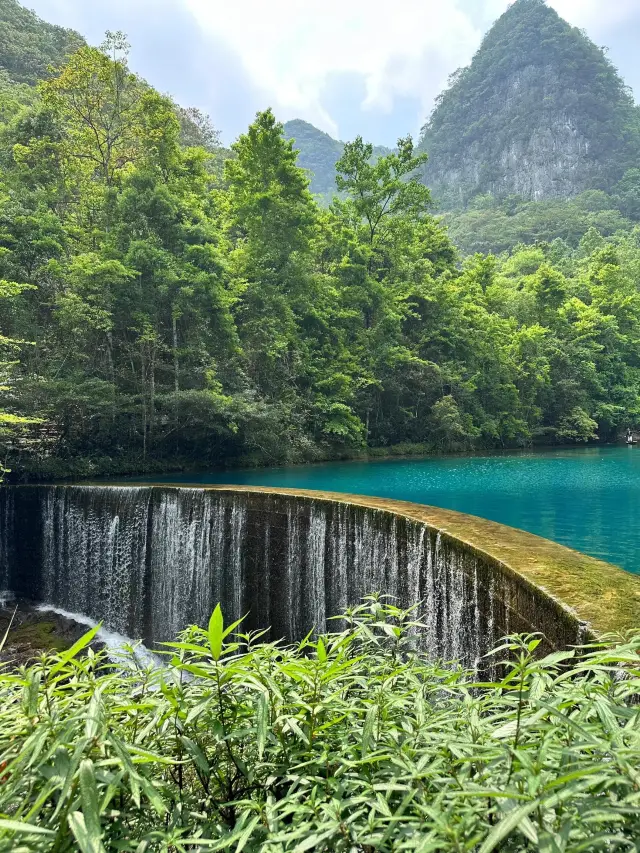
[2,9,640,478]
[0,0,84,85]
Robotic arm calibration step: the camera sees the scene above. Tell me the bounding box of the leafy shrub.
[1,598,639,851]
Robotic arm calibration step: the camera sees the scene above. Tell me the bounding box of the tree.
[429,395,473,451]
[224,109,317,402]
[614,169,640,221]
[4,25,640,478]
[557,407,599,443]
[41,32,179,190]
[335,135,430,254]
[176,106,221,152]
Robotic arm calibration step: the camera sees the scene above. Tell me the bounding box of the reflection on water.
[132,447,640,574]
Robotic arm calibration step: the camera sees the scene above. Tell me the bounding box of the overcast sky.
[24,0,640,147]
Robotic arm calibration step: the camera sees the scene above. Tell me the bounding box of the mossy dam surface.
[1,484,639,669]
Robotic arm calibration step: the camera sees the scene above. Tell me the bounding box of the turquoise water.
[138,447,640,574]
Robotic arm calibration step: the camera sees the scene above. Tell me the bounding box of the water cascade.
[0,485,591,668]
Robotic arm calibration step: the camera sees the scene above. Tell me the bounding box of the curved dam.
[1,485,639,669]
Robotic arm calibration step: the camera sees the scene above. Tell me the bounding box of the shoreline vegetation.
[4,438,628,484]
[1,599,640,851]
[4,440,625,485]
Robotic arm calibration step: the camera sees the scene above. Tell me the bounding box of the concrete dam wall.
[1,485,639,670]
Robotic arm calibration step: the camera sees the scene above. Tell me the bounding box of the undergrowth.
[0,597,639,851]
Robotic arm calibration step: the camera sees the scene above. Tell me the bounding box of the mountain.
[283,119,393,197]
[283,120,344,195]
[419,0,640,209]
[0,0,84,85]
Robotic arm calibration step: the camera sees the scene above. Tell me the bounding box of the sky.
[24,0,640,147]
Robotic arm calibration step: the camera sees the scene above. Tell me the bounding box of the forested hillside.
[2,24,640,478]
[0,0,84,85]
[444,191,638,256]
[283,119,392,199]
[282,120,343,196]
[285,0,640,255]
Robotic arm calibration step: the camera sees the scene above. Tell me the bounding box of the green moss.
[9,620,69,652]
[0,610,80,666]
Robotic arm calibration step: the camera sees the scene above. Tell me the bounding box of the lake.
[137,447,640,574]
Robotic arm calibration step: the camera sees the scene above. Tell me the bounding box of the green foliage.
[283,119,344,196]
[2,25,640,477]
[445,192,635,256]
[41,32,181,188]
[176,105,222,153]
[0,277,40,478]
[335,135,430,246]
[0,0,84,86]
[1,599,640,850]
[614,169,640,222]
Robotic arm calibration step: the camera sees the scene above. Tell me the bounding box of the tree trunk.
[172,313,179,393]
[106,331,116,423]
[149,341,156,437]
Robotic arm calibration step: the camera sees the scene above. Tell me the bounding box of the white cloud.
[183,0,639,138]
[182,0,483,137]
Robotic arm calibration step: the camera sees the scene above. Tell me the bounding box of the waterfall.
[0,485,583,666]
[228,497,247,623]
[40,487,151,635]
[0,487,14,593]
[149,488,217,641]
[305,506,327,636]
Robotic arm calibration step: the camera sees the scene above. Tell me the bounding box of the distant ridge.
[283,119,392,197]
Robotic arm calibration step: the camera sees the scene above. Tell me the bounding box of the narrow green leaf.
[50,624,102,676]
[479,802,540,853]
[68,810,106,853]
[316,637,327,662]
[180,736,210,776]
[79,759,103,849]
[293,828,336,852]
[235,815,260,852]
[208,604,224,662]
[256,692,269,759]
[138,776,168,816]
[538,650,575,667]
[223,614,246,639]
[22,670,41,719]
[0,818,54,836]
[85,689,103,740]
[362,705,377,757]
